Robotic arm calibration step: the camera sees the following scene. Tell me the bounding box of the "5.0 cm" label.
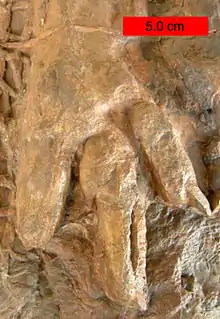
[123,17,208,37]
[146,19,184,32]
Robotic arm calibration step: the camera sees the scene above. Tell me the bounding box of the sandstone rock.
[0,0,220,318]
[129,100,211,215]
[80,129,149,309]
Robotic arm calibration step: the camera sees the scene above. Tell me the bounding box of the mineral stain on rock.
[0,0,220,318]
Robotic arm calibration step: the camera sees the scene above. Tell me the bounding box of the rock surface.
[0,0,220,318]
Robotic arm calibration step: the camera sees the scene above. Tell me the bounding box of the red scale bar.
[123,16,209,37]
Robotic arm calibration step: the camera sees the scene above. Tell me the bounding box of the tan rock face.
[0,0,220,318]
[80,130,149,308]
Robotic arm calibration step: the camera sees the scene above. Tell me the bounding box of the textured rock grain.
[0,0,220,318]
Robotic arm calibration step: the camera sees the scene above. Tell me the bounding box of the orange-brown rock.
[0,0,220,318]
